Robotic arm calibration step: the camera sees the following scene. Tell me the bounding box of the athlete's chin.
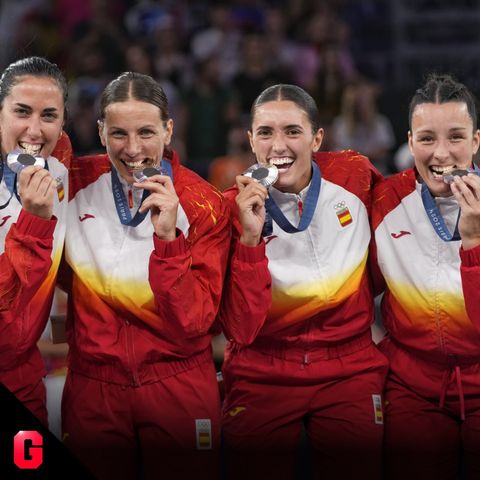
[274,172,291,190]
[114,162,135,183]
[427,183,452,198]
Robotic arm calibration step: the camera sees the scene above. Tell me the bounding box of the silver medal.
[243,163,279,188]
[7,149,45,173]
[133,166,167,182]
[443,168,476,184]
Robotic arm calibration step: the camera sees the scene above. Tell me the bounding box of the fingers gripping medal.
[7,149,67,202]
[133,166,169,183]
[243,164,279,237]
[7,149,45,173]
[443,168,478,184]
[243,163,279,188]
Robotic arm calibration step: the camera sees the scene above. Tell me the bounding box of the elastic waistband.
[245,330,373,364]
[69,348,214,386]
[390,338,480,368]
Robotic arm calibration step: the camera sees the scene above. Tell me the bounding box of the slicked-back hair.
[250,84,321,133]
[409,73,478,130]
[0,56,68,117]
[99,72,169,123]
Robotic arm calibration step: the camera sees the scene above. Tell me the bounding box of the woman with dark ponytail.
[219,83,387,480]
[371,73,480,479]
[0,56,70,425]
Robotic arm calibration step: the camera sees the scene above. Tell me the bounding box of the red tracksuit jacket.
[64,149,231,386]
[0,133,71,387]
[220,150,382,349]
[370,168,480,358]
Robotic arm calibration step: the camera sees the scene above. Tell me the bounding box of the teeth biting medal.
[133,166,168,183]
[243,163,279,188]
[442,168,477,184]
[7,148,45,173]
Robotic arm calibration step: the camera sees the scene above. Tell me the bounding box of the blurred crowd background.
[3,0,480,188]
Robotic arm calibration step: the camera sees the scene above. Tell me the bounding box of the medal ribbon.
[0,158,42,209]
[111,159,173,227]
[0,160,15,210]
[421,163,480,241]
[264,161,321,233]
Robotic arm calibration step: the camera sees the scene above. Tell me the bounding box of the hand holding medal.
[448,167,480,249]
[134,165,178,241]
[132,166,169,183]
[7,149,56,219]
[236,164,278,246]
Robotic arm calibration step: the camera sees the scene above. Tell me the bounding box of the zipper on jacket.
[124,319,141,387]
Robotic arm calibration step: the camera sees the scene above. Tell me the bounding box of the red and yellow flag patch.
[334,201,353,227]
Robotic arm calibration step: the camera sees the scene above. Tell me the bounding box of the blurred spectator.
[64,0,128,155]
[177,55,239,178]
[329,77,396,174]
[124,0,171,42]
[262,7,298,78]
[310,41,357,125]
[190,4,241,85]
[393,142,414,172]
[152,20,191,89]
[232,31,291,122]
[0,0,48,68]
[66,0,128,79]
[13,10,65,66]
[53,0,90,39]
[66,80,104,155]
[230,0,265,30]
[208,124,255,191]
[125,42,155,76]
[339,0,392,81]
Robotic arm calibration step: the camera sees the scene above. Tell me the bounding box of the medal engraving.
[7,150,45,173]
[133,166,167,182]
[443,168,477,184]
[243,164,279,188]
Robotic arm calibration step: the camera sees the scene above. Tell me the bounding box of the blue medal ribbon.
[0,159,22,208]
[261,211,273,237]
[264,161,321,234]
[0,160,13,210]
[111,159,173,227]
[420,163,480,242]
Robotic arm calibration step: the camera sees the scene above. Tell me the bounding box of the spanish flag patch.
[372,394,384,425]
[334,201,353,227]
[195,419,212,450]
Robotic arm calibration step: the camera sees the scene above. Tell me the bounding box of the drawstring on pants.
[439,363,465,422]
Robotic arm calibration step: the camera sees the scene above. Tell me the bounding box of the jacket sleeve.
[368,177,389,298]
[219,237,271,346]
[460,244,480,330]
[0,209,56,314]
[217,190,272,346]
[148,195,231,341]
[368,232,386,298]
